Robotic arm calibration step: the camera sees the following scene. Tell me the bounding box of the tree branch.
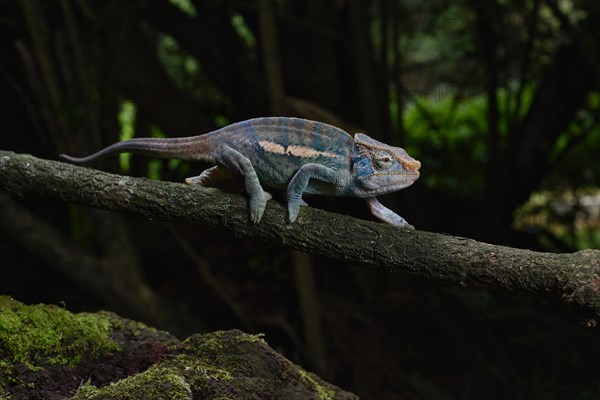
[1,150,600,324]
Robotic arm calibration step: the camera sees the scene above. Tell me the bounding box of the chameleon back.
[212,117,354,190]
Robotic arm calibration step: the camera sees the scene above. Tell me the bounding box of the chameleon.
[59,117,421,227]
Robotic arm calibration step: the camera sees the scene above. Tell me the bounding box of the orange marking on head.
[403,160,421,171]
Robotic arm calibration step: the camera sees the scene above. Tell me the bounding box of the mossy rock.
[72,331,358,400]
[0,296,357,400]
[0,295,177,400]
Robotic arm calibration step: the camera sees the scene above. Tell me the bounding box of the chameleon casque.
[60,117,421,227]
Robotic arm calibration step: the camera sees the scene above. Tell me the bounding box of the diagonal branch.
[1,149,600,324]
[0,187,201,335]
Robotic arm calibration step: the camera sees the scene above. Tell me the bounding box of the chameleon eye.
[374,151,394,170]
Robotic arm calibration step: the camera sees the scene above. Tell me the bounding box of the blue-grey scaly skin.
[59,117,421,227]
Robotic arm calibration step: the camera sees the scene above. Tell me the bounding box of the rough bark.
[1,150,600,325]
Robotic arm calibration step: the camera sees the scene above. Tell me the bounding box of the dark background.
[1,1,599,398]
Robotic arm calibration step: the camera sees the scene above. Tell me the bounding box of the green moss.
[75,381,100,397]
[0,296,121,390]
[299,370,336,400]
[70,332,262,399]
[67,329,355,399]
[71,353,234,400]
[184,331,225,352]
[185,331,264,356]
[234,333,265,343]
[0,298,352,399]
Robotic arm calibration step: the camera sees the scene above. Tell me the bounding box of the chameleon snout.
[403,160,421,173]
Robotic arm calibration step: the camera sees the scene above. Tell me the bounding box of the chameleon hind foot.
[185,166,235,186]
[248,190,273,224]
[287,198,308,223]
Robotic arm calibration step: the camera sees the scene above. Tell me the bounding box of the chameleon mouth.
[374,170,420,178]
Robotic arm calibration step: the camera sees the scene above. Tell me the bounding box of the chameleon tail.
[59,136,214,164]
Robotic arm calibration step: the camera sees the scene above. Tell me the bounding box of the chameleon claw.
[288,206,299,223]
[185,177,199,185]
[248,203,265,224]
[248,190,272,224]
[185,166,219,186]
[287,198,308,223]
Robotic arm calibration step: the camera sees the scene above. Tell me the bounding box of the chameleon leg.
[286,163,343,223]
[365,197,413,229]
[216,146,272,223]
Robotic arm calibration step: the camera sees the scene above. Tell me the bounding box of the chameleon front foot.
[365,197,414,229]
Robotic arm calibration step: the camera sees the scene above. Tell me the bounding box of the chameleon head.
[351,133,421,195]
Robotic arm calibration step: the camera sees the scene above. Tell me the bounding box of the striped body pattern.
[202,118,354,195]
[60,117,421,227]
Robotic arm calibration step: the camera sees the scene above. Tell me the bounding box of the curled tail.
[59,136,213,164]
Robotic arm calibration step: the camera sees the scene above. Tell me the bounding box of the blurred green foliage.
[118,100,136,172]
[402,83,537,196]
